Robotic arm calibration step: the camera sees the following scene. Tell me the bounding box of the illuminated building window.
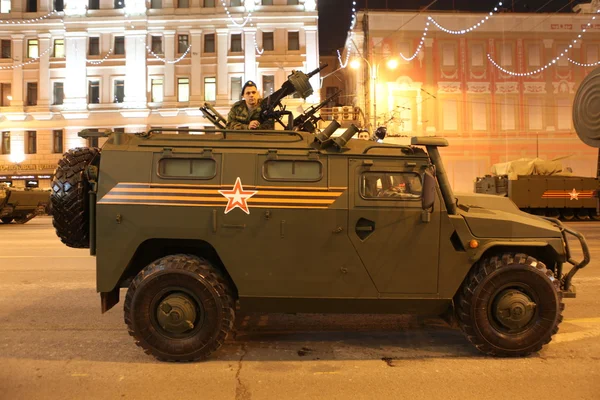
[231,76,242,100]
[442,99,458,131]
[471,100,487,131]
[54,0,64,11]
[114,0,125,9]
[114,80,125,103]
[204,77,216,102]
[151,78,164,102]
[53,130,63,154]
[442,43,456,67]
[230,0,241,6]
[262,32,273,51]
[150,0,161,8]
[528,44,540,67]
[89,0,99,9]
[263,75,274,96]
[499,98,516,130]
[231,34,242,52]
[498,43,512,67]
[0,0,11,13]
[0,83,10,106]
[26,82,38,106]
[89,37,100,55]
[53,39,65,58]
[178,0,189,8]
[1,132,9,155]
[557,98,571,130]
[53,82,64,105]
[25,131,37,155]
[178,78,190,102]
[114,36,125,55]
[1,40,10,58]
[26,0,36,12]
[471,44,484,67]
[151,36,163,54]
[27,39,39,58]
[288,31,299,51]
[528,98,543,130]
[89,81,100,104]
[204,34,215,53]
[262,0,273,4]
[178,35,189,53]
[204,0,214,6]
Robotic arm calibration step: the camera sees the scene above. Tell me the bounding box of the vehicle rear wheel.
[456,253,563,357]
[0,217,13,224]
[124,254,235,362]
[576,208,590,221]
[51,147,100,248]
[560,209,575,221]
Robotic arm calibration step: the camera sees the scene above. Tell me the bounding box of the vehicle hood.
[454,192,561,238]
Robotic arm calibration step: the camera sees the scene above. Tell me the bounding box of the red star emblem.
[569,188,579,201]
[218,177,258,214]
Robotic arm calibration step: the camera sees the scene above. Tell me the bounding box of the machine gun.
[260,64,328,129]
[199,103,228,129]
[292,89,341,133]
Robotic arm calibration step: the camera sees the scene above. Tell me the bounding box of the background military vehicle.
[0,184,50,224]
[474,158,599,221]
[50,67,592,362]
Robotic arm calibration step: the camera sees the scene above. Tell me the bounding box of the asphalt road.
[1,217,599,400]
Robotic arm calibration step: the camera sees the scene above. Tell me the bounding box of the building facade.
[333,4,599,192]
[0,0,319,188]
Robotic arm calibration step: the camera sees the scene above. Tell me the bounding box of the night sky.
[318,0,588,55]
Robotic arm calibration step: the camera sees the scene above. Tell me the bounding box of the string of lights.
[0,47,51,70]
[0,10,59,24]
[220,0,252,27]
[568,58,600,68]
[488,10,600,77]
[399,21,429,61]
[87,49,113,65]
[145,42,192,64]
[337,1,357,68]
[428,2,503,35]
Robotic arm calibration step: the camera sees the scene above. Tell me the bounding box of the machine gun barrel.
[292,89,341,132]
[306,63,328,78]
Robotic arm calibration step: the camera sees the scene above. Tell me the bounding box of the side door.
[348,158,441,294]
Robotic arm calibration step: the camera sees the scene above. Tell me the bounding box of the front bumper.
[541,217,591,298]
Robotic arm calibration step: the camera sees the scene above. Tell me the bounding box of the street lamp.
[351,56,398,130]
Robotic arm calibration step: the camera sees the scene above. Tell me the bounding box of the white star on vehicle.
[569,189,579,201]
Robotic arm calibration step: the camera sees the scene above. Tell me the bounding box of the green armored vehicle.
[50,70,592,362]
[0,184,50,224]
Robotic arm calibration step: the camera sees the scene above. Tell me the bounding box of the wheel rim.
[489,285,538,333]
[151,289,205,338]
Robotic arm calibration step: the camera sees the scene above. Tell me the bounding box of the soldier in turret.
[226,81,275,130]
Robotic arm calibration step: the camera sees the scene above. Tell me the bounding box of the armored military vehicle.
[0,184,50,224]
[50,69,592,362]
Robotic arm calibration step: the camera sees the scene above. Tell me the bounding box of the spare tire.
[51,147,101,248]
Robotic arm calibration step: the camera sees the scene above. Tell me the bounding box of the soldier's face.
[243,87,258,106]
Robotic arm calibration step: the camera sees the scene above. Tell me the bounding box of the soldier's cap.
[241,80,258,95]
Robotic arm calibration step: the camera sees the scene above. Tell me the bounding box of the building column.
[163,30,177,106]
[543,39,555,132]
[10,0,23,13]
[243,27,256,85]
[190,29,203,105]
[63,32,88,111]
[124,30,148,109]
[39,0,51,12]
[216,28,229,105]
[304,25,319,102]
[424,38,435,134]
[38,33,51,107]
[10,35,24,107]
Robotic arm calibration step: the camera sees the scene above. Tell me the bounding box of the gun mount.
[292,89,341,133]
[199,103,228,129]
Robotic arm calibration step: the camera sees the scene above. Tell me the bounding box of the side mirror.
[422,170,436,211]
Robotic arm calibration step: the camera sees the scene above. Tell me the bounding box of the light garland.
[428,2,503,35]
[400,21,429,61]
[145,42,192,64]
[87,49,113,65]
[252,25,264,55]
[337,1,357,68]
[488,10,600,76]
[0,10,59,24]
[0,47,51,70]
[568,58,600,67]
[220,0,252,27]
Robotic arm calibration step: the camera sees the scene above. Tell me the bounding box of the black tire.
[456,253,563,357]
[50,147,100,248]
[124,254,235,362]
[0,217,13,224]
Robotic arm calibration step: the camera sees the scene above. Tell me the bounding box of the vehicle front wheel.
[0,217,13,224]
[124,254,235,362]
[456,253,563,357]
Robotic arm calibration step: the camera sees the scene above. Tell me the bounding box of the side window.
[361,172,422,200]
[158,158,216,179]
[263,160,322,181]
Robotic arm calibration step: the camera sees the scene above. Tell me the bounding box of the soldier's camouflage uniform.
[226,100,275,130]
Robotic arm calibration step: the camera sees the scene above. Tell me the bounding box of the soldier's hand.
[249,120,260,129]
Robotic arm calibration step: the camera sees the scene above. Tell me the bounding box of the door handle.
[355,218,376,240]
[355,226,374,232]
